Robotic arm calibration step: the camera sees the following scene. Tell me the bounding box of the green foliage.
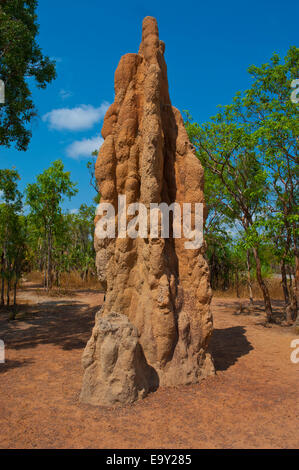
[0,162,97,299]
[87,149,101,204]
[24,160,98,288]
[0,0,56,150]
[185,46,298,319]
[0,168,27,308]
[244,47,299,272]
[26,160,78,231]
[51,204,96,283]
[25,160,78,288]
[185,107,268,243]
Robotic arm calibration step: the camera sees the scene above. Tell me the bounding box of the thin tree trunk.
[246,249,253,304]
[252,247,273,322]
[1,251,5,306]
[55,269,59,287]
[287,267,297,321]
[47,230,52,290]
[82,268,88,282]
[292,221,298,321]
[235,270,240,298]
[280,259,289,306]
[6,278,10,306]
[1,276,4,306]
[294,254,299,321]
[43,253,47,288]
[295,255,299,297]
[13,279,17,306]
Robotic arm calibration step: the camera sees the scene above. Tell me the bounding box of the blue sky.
[0,0,298,211]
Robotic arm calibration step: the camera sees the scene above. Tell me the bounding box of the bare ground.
[0,282,298,449]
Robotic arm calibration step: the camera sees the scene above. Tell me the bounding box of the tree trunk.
[6,278,10,306]
[82,268,88,282]
[1,251,4,306]
[1,277,4,306]
[295,255,299,295]
[246,249,253,304]
[13,279,17,306]
[47,230,52,290]
[292,220,298,321]
[280,259,289,306]
[55,269,59,287]
[252,247,273,322]
[43,261,47,289]
[235,270,240,298]
[287,268,298,321]
[294,254,299,322]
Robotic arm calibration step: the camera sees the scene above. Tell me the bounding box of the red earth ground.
[0,282,298,449]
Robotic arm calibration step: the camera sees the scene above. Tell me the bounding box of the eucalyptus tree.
[243,46,299,319]
[185,111,273,321]
[0,0,56,150]
[0,168,27,310]
[185,47,299,322]
[26,160,77,289]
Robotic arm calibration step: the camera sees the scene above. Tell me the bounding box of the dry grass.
[213,278,285,300]
[24,270,102,293]
[23,271,42,284]
[24,271,286,302]
[59,271,100,290]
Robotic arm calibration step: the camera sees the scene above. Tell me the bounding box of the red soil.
[0,283,298,449]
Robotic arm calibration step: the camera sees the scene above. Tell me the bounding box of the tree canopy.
[0,0,56,150]
[185,46,299,322]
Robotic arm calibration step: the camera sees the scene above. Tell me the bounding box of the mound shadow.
[0,358,33,374]
[0,300,99,352]
[209,326,253,371]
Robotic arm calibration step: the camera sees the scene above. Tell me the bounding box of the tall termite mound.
[80,16,214,407]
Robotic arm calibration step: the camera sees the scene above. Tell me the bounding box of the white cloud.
[59,89,73,100]
[42,102,109,131]
[69,208,79,214]
[66,135,103,159]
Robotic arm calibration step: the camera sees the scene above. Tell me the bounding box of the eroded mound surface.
[81,17,214,406]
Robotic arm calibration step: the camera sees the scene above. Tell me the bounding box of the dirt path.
[0,283,298,449]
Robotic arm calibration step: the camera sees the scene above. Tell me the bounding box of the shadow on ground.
[0,358,33,374]
[209,326,253,371]
[1,288,258,375]
[214,298,287,324]
[0,300,99,352]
